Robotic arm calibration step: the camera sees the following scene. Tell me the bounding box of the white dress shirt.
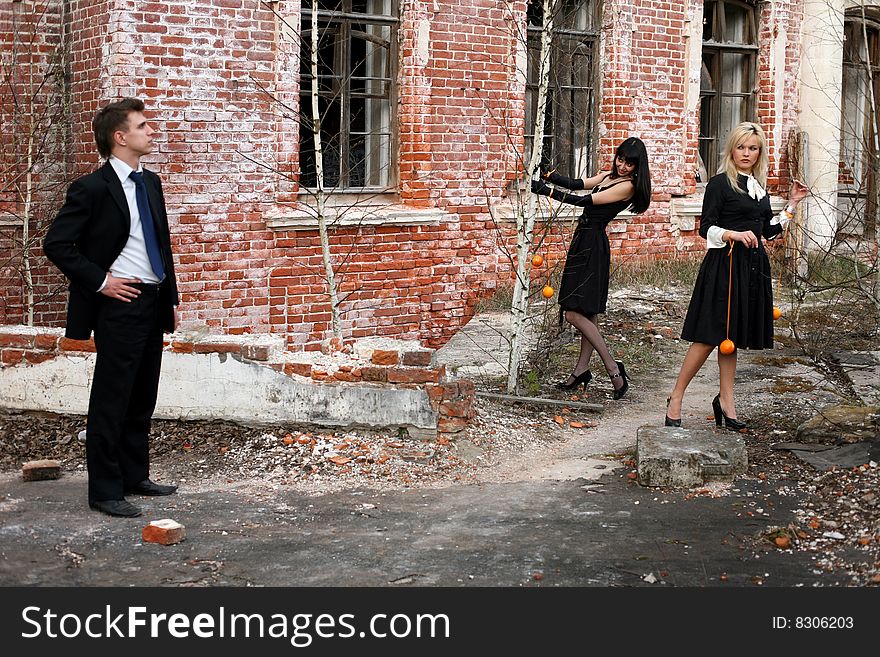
[98,156,162,290]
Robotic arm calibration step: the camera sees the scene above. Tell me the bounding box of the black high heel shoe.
[712,394,747,432]
[664,397,681,427]
[555,369,592,391]
[611,361,629,400]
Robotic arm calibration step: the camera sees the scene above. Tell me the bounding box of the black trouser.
[86,284,164,502]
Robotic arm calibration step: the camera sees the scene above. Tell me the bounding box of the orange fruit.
[541,285,554,299]
[772,307,782,320]
[531,254,544,267]
[719,339,735,355]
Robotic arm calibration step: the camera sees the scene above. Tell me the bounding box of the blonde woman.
[664,122,808,429]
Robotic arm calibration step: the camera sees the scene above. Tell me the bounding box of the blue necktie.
[129,170,165,280]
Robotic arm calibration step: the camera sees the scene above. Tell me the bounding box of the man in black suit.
[44,98,179,517]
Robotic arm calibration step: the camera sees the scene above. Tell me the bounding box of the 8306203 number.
[795,617,853,629]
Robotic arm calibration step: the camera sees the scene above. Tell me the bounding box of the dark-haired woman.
[532,137,652,399]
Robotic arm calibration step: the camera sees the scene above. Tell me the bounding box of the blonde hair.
[718,122,768,194]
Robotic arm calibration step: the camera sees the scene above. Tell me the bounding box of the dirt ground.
[1,283,878,585]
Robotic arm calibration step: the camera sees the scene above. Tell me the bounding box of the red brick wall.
[598,0,696,259]
[66,0,112,173]
[397,0,528,345]
[0,0,807,350]
[757,0,804,192]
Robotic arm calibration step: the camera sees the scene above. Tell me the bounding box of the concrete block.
[636,426,747,487]
[22,459,62,481]
[142,519,186,545]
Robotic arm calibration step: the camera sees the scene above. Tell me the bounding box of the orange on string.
[531,187,554,295]
[719,240,736,355]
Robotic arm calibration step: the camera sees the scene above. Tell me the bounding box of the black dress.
[680,173,783,349]
[557,180,632,316]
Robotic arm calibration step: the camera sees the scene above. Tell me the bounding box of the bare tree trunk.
[310,8,342,338]
[786,129,808,280]
[506,0,555,393]
[23,125,34,326]
[15,5,37,326]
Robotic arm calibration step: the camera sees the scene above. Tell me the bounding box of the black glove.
[531,179,552,196]
[545,170,585,190]
[552,189,594,207]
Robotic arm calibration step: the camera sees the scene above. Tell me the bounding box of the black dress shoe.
[555,369,592,391]
[611,361,629,400]
[664,397,682,427]
[89,499,142,517]
[126,479,178,496]
[711,394,747,432]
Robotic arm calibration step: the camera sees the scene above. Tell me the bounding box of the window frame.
[525,0,599,178]
[299,0,399,193]
[839,12,880,238]
[698,0,758,178]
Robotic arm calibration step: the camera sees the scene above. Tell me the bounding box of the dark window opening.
[300,0,398,190]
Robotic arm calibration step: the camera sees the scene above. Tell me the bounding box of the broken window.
[299,0,398,190]
[525,0,597,177]
[698,0,757,178]
[839,15,880,239]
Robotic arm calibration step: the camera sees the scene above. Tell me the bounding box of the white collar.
[738,172,766,201]
[108,155,142,184]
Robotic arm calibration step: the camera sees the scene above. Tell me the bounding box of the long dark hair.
[610,137,651,214]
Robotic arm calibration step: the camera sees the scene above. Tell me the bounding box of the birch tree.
[306,5,342,338]
[506,0,557,393]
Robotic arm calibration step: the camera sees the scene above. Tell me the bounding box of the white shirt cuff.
[97,275,108,293]
[770,209,792,229]
[706,225,727,249]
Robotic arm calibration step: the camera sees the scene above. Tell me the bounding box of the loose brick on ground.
[142,519,186,546]
[22,459,62,481]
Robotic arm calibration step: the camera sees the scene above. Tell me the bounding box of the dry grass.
[475,256,703,314]
[610,255,702,288]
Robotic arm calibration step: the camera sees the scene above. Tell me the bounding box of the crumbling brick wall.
[0,0,805,350]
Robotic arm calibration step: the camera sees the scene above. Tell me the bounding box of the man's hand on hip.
[100,274,142,301]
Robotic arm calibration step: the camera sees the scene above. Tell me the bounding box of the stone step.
[636,426,747,487]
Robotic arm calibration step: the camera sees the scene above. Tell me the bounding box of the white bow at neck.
[738,172,766,201]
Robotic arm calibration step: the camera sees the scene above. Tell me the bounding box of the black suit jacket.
[44,161,179,339]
